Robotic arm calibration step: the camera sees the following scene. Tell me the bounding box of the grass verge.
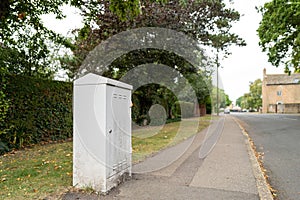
[132,115,214,162]
[0,115,215,199]
[0,142,73,199]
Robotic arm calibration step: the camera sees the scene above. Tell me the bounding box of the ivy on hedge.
[0,67,10,153]
[0,74,72,153]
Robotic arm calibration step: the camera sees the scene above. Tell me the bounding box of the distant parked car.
[224,108,230,114]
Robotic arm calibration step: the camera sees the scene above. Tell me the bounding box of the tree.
[110,51,213,123]
[211,87,232,112]
[249,79,262,111]
[1,0,167,77]
[1,0,245,78]
[236,79,262,111]
[62,0,245,78]
[62,0,244,119]
[132,84,180,125]
[0,0,75,77]
[236,96,244,108]
[257,0,300,72]
[224,93,232,107]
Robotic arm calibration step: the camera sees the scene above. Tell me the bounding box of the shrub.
[0,74,72,152]
[174,101,195,118]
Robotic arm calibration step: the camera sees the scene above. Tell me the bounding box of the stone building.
[262,68,300,113]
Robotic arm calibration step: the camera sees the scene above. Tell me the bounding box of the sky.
[218,0,284,102]
[41,6,83,38]
[42,0,283,103]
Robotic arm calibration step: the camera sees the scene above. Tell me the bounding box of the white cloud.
[41,5,83,37]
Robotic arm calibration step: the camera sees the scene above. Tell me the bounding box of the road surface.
[233,113,300,200]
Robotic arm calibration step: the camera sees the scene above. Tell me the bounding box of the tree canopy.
[236,79,262,111]
[1,0,245,78]
[0,0,168,77]
[0,0,74,77]
[257,0,300,72]
[61,0,245,120]
[64,0,245,78]
[211,87,232,110]
[0,0,245,121]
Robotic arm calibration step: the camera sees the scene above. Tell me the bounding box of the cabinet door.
[106,85,131,178]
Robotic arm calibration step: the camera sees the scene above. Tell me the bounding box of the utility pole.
[216,51,219,116]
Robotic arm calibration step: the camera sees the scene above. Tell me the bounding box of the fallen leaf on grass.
[42,160,50,165]
[66,172,72,177]
[54,165,62,170]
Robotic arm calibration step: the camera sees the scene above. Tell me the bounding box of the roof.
[265,73,300,85]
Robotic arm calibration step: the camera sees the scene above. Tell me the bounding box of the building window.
[277,91,282,96]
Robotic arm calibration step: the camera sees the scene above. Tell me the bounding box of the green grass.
[0,115,216,199]
[132,116,214,162]
[0,142,73,199]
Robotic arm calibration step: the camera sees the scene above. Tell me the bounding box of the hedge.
[0,74,200,153]
[0,74,72,153]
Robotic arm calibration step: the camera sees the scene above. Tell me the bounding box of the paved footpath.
[61,116,273,200]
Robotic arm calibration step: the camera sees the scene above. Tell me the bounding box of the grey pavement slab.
[118,174,258,200]
[190,116,258,195]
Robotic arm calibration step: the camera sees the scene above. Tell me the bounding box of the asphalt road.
[233,113,300,200]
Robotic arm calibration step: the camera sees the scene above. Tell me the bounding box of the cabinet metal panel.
[106,85,131,178]
[73,73,132,193]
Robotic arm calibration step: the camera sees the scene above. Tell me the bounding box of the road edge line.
[232,117,274,200]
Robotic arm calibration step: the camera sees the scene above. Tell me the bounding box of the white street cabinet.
[73,73,132,193]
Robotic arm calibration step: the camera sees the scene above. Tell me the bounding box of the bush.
[0,74,72,152]
[174,101,195,118]
[0,68,10,154]
[166,118,181,124]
